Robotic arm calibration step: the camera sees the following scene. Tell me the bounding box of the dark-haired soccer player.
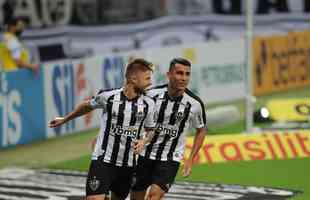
[131,58,207,200]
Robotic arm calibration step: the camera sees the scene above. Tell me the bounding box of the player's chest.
[154,99,193,123]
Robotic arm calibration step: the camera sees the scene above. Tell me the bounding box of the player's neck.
[168,85,184,98]
[123,83,139,100]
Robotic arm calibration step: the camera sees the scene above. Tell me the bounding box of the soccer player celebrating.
[49,58,156,200]
[131,58,207,200]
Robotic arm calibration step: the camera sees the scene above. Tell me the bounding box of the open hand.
[182,159,193,177]
[49,117,66,128]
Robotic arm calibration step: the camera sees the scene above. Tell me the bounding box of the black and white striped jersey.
[140,84,207,162]
[90,87,156,167]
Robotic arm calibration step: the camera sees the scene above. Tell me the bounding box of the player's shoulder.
[3,32,17,42]
[96,87,122,97]
[184,88,205,107]
[142,93,156,105]
[145,84,168,98]
[148,84,168,91]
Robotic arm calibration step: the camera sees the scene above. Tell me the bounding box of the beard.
[15,30,23,38]
[134,86,144,94]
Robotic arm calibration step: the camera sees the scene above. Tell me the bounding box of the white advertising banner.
[43,39,245,136]
[145,39,245,103]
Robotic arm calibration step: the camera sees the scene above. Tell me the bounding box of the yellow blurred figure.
[0,17,38,73]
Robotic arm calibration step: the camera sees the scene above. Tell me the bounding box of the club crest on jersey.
[89,176,100,191]
[175,111,184,122]
[136,111,144,121]
[111,111,118,119]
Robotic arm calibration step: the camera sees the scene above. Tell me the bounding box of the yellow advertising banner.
[253,30,310,96]
[184,131,310,164]
[266,99,310,121]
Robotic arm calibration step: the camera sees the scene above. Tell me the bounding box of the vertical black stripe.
[167,102,191,161]
[132,100,149,167]
[110,92,126,165]
[145,92,169,158]
[199,101,207,126]
[129,99,138,126]
[101,95,115,155]
[185,89,207,125]
[155,134,170,160]
[137,100,149,140]
[122,98,138,166]
[153,94,159,103]
[168,99,183,125]
[155,100,182,160]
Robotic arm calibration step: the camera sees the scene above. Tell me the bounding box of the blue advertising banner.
[0,69,45,148]
[44,58,102,138]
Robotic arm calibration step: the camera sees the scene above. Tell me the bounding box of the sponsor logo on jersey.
[111,124,138,138]
[156,124,178,138]
[136,111,145,122]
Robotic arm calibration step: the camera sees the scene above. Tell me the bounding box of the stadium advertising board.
[253,30,310,96]
[146,39,245,103]
[0,69,45,147]
[185,131,310,164]
[1,40,244,148]
[43,58,103,138]
[267,99,310,122]
[43,54,135,138]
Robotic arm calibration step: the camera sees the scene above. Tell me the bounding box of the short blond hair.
[125,58,153,78]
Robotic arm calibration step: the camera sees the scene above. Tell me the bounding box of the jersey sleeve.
[145,88,161,99]
[143,98,156,129]
[89,90,109,110]
[190,102,207,130]
[5,36,22,59]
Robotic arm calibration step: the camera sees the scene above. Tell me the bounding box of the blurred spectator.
[0,17,39,73]
[2,0,15,26]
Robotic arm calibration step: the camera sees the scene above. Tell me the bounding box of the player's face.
[15,21,25,36]
[167,63,191,92]
[135,68,152,92]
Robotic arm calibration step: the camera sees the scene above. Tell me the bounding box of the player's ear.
[166,71,171,79]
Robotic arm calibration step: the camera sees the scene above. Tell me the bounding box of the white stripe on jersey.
[141,84,207,162]
[91,88,155,167]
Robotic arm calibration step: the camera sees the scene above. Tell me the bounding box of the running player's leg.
[146,160,180,200]
[111,165,135,200]
[147,184,164,200]
[130,190,147,200]
[111,192,125,200]
[87,194,107,200]
[86,160,114,200]
[131,156,154,200]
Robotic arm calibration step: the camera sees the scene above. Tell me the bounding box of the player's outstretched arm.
[49,100,94,128]
[182,127,206,177]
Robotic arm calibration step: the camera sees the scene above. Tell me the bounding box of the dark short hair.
[125,58,153,78]
[6,17,23,27]
[169,57,191,71]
